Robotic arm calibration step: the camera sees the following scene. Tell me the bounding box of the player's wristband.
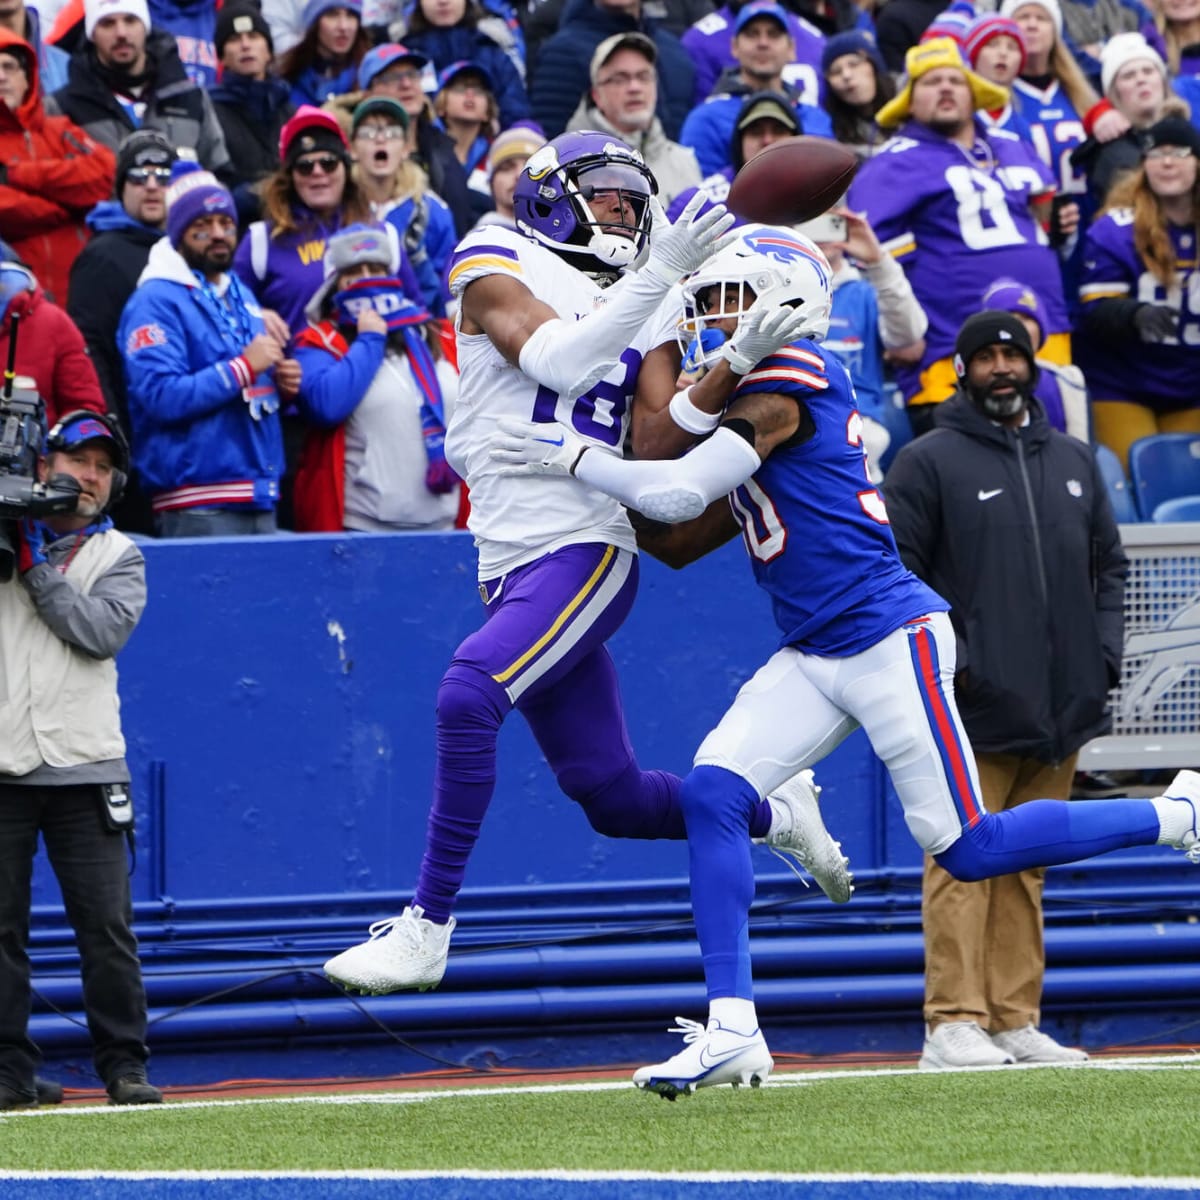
[668,386,721,435]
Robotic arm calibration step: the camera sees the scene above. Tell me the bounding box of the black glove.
[1133,303,1177,342]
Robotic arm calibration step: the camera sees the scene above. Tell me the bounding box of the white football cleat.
[763,770,854,903]
[324,905,455,995]
[1162,770,1200,862]
[633,1017,774,1100]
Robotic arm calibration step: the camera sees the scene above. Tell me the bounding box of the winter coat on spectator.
[46,31,234,182]
[209,73,297,226]
[524,0,712,64]
[401,24,531,128]
[0,30,115,306]
[118,237,283,513]
[680,3,828,107]
[530,0,695,139]
[679,69,833,177]
[872,0,945,72]
[25,5,69,93]
[233,209,424,337]
[67,201,160,434]
[0,279,105,424]
[147,0,219,89]
[565,98,701,207]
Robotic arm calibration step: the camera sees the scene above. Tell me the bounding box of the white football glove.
[644,192,737,286]
[723,304,815,376]
[490,417,589,476]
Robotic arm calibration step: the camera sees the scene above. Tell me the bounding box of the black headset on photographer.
[43,408,130,514]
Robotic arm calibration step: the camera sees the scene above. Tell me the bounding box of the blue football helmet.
[512,130,658,278]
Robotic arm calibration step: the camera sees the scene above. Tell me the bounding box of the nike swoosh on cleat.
[977,488,1003,501]
[698,1044,754,1070]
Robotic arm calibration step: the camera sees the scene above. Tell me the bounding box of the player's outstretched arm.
[462,196,735,402]
[491,392,799,523]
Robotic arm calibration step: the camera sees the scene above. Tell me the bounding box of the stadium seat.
[1150,494,1200,523]
[1094,443,1139,524]
[1127,433,1200,520]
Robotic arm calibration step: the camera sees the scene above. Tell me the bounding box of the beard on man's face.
[181,240,234,274]
[966,375,1032,419]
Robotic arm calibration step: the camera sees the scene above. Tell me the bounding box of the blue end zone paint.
[8,1179,1200,1200]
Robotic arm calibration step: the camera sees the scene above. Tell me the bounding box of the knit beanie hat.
[1140,114,1200,157]
[1101,32,1167,98]
[305,222,400,320]
[84,0,151,40]
[920,2,975,47]
[999,0,1062,38]
[115,128,175,195]
[279,105,349,168]
[165,161,237,247]
[215,3,274,56]
[981,277,1047,348]
[486,124,547,180]
[953,309,1035,378]
[302,0,362,30]
[964,14,1027,71]
[821,29,886,76]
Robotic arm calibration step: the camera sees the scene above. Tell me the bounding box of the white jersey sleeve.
[443,228,684,580]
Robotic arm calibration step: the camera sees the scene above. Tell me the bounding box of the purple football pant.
[413,543,772,922]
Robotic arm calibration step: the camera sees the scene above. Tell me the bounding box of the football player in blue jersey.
[492,222,1200,1099]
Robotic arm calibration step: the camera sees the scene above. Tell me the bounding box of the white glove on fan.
[491,417,589,476]
[644,192,737,287]
[723,304,816,376]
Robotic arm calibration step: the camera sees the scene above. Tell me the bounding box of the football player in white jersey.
[323,131,842,998]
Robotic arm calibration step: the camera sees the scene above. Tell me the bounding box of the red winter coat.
[0,282,105,424]
[0,28,115,305]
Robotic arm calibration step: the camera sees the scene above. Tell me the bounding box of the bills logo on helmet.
[741,229,831,282]
[126,323,167,353]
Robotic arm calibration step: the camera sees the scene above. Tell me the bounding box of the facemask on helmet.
[512,131,657,280]
[677,225,833,374]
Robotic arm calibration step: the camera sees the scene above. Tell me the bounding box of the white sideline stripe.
[2,1171,1200,1189]
[3,1052,1198,1120]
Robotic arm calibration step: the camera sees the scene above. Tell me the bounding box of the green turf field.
[4,1060,1198,1178]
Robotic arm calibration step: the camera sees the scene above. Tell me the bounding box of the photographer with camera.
[0,410,162,1109]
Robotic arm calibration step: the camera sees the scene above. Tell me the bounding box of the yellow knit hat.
[876,37,1009,130]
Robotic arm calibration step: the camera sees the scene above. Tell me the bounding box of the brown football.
[726,136,860,225]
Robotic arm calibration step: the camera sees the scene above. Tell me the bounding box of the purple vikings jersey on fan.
[1078,212,1200,408]
[729,339,946,656]
[848,121,1069,394]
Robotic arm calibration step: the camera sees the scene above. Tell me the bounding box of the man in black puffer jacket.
[885,310,1128,1073]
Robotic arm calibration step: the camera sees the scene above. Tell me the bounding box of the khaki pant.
[922,751,1078,1033]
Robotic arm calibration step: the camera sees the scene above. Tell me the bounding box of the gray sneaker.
[920,1021,1014,1069]
[991,1025,1088,1064]
[763,770,854,903]
[324,905,455,995]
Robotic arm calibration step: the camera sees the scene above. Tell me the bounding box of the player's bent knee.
[932,832,991,882]
[680,764,749,825]
[436,663,508,734]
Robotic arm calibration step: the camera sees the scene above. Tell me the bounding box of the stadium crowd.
[0,0,1197,535]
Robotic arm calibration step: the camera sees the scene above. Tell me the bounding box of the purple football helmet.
[512,130,658,278]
